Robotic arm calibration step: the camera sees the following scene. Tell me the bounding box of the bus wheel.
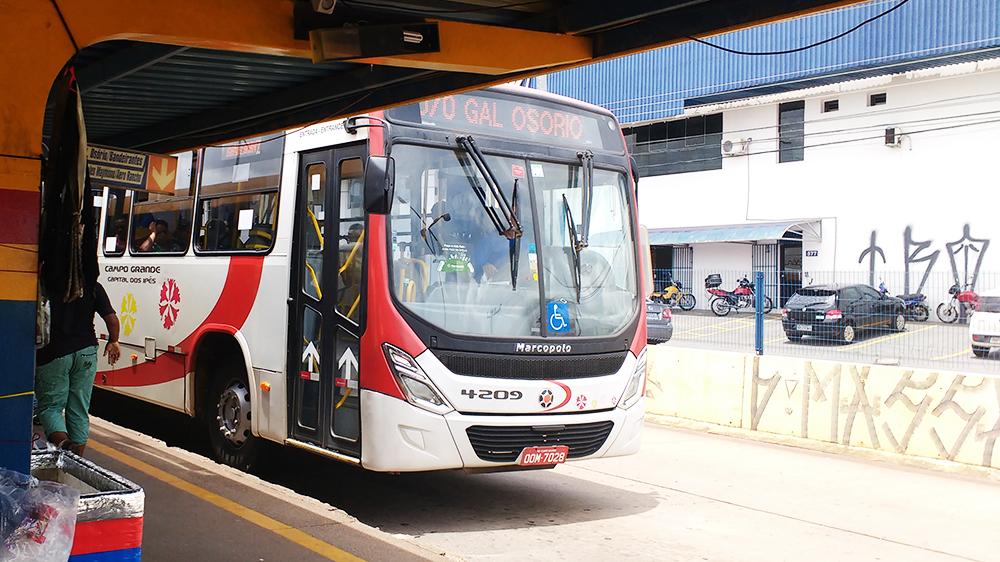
[208,375,260,471]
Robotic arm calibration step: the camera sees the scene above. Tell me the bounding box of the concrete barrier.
[645,346,1000,470]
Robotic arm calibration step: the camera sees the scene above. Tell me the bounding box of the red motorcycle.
[937,283,979,323]
[706,274,773,317]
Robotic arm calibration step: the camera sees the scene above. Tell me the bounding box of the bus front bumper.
[359,389,644,472]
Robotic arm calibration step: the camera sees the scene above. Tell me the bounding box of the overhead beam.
[353,19,592,74]
[108,65,436,151]
[76,43,189,94]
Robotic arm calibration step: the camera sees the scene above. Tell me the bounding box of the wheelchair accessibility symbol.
[547,302,569,333]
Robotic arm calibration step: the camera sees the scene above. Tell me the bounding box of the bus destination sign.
[393,92,618,151]
[87,144,178,194]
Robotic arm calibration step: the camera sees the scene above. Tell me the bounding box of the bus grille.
[433,350,627,380]
[466,421,614,462]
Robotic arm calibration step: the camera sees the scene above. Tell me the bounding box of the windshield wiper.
[576,149,594,252]
[509,179,521,289]
[563,194,582,303]
[456,136,522,240]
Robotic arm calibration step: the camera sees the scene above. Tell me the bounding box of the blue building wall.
[546,0,1000,123]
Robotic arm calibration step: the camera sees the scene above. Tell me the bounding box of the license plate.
[519,445,569,467]
[992,337,1000,344]
[646,313,660,321]
[795,324,813,332]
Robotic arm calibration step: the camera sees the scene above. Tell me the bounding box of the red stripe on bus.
[98,256,264,386]
[0,189,40,245]
[360,213,423,401]
[70,517,143,555]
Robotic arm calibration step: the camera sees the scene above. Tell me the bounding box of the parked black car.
[781,284,906,343]
[646,298,673,344]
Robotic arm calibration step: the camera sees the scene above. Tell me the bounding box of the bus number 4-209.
[461,389,523,400]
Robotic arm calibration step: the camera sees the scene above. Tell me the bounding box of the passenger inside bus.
[110,216,128,253]
[137,219,178,252]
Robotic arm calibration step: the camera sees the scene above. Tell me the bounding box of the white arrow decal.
[150,159,176,189]
[338,346,358,380]
[302,341,320,372]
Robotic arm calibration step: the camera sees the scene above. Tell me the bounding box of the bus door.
[289,144,367,457]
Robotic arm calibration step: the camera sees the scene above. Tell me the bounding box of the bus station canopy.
[37,0,868,154]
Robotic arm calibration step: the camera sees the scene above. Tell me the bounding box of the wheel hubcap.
[844,325,855,342]
[217,381,251,448]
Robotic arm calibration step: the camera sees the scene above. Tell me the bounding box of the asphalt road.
[660,309,1000,374]
[88,391,1000,562]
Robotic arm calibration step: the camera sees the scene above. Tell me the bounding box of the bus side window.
[195,135,283,254]
[102,188,131,256]
[130,151,197,255]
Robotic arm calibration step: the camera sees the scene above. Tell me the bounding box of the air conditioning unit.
[885,127,903,147]
[721,138,747,156]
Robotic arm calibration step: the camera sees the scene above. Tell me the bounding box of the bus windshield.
[389,143,638,339]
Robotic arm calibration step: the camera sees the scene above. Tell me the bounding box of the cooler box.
[32,450,144,561]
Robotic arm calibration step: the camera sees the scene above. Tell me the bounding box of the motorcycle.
[651,280,697,311]
[878,282,929,322]
[937,283,979,323]
[706,274,773,317]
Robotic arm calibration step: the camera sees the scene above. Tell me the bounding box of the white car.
[970,289,1000,357]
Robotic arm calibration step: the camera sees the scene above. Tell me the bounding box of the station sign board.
[87,145,178,194]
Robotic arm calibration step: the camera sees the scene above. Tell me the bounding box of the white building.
[635,58,1000,307]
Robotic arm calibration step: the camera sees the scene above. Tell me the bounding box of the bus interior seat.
[243,223,274,250]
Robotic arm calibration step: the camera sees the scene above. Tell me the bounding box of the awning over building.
[647,220,821,245]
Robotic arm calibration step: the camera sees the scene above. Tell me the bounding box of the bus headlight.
[619,348,646,409]
[382,344,454,415]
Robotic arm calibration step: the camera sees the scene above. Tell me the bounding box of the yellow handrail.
[339,231,365,274]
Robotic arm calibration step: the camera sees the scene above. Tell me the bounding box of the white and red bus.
[94,85,648,472]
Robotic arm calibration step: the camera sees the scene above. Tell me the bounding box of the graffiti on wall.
[749,359,1000,468]
[859,224,990,293]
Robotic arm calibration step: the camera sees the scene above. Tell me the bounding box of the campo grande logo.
[120,293,137,336]
[159,279,181,330]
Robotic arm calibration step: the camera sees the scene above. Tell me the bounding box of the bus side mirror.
[629,155,640,202]
[363,156,395,215]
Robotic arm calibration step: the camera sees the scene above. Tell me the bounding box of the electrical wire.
[48,0,78,53]
[625,96,1000,152]
[686,0,912,56]
[630,113,1000,169]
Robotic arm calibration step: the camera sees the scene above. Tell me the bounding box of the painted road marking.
[87,440,367,562]
[849,325,937,350]
[932,347,973,360]
[674,318,779,339]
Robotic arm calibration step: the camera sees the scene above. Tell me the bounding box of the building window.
[869,93,887,106]
[823,99,839,113]
[778,101,805,163]
[622,113,723,176]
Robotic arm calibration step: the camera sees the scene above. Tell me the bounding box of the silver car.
[646,298,673,344]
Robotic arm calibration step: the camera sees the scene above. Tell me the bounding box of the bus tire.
[207,372,260,471]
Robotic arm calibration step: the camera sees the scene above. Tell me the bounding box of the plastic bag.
[0,468,79,562]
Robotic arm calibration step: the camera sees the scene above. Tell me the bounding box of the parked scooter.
[706,274,773,317]
[878,282,929,322]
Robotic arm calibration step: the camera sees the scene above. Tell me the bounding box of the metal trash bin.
[31,450,144,561]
